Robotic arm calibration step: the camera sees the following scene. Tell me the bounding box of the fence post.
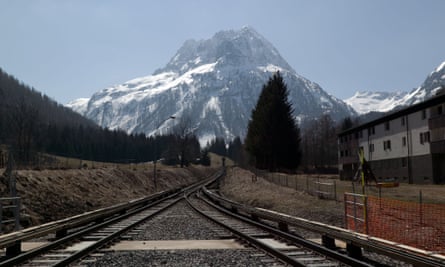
[353,194,358,232]
[317,176,321,198]
[419,190,423,226]
[344,194,347,229]
[0,201,3,233]
[364,195,368,235]
[14,198,20,231]
[333,180,337,201]
[295,175,298,190]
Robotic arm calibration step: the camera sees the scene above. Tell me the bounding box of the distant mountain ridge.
[67,27,354,144]
[345,60,445,115]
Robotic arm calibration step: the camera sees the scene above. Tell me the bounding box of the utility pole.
[152,116,176,192]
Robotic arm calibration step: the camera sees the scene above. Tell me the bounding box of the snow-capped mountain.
[67,27,354,144]
[345,91,409,115]
[345,60,445,115]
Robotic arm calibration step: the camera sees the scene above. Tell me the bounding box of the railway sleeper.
[5,240,21,258]
[321,235,336,250]
[346,242,363,259]
[278,221,288,232]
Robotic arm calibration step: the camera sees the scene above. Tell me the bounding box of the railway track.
[186,191,372,267]
[0,170,219,267]
[0,168,443,266]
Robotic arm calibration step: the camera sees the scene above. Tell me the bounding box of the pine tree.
[245,72,301,171]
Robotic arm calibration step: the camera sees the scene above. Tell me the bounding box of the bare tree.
[172,116,199,167]
[302,114,337,172]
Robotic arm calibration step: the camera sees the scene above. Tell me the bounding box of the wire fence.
[251,169,338,200]
[345,193,445,253]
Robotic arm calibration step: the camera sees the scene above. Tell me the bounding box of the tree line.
[1,67,355,172]
[0,68,201,167]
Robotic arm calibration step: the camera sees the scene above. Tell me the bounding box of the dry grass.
[0,164,216,227]
[221,167,345,227]
[248,171,445,204]
[220,167,445,229]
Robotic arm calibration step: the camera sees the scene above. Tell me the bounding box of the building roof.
[338,92,445,136]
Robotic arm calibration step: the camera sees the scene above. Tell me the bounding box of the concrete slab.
[107,240,245,251]
[63,241,96,251]
[26,242,47,251]
[309,238,347,249]
[257,238,299,250]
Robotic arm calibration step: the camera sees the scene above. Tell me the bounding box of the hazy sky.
[1,0,444,104]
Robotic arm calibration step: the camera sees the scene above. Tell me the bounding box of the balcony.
[431,140,445,154]
[429,115,445,129]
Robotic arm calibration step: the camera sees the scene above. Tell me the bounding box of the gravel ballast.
[84,250,273,267]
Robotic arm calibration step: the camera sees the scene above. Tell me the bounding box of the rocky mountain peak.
[156,26,293,75]
[67,27,354,144]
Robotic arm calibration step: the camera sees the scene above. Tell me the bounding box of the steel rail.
[51,171,223,267]
[0,169,223,266]
[0,189,176,249]
[185,193,305,266]
[0,190,181,266]
[203,188,445,267]
[194,190,373,267]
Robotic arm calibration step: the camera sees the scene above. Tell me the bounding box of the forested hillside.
[0,68,200,166]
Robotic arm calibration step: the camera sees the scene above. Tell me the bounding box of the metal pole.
[353,194,358,232]
[333,180,337,201]
[0,201,3,234]
[153,160,157,192]
[14,198,20,231]
[364,195,368,235]
[419,190,423,226]
[295,175,298,190]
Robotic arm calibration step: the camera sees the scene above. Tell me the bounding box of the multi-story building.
[338,91,445,184]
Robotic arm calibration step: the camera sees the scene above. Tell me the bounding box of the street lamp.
[153,116,176,192]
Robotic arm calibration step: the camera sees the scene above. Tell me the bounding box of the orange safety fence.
[345,193,445,254]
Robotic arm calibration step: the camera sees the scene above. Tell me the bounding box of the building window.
[421,109,427,120]
[420,132,431,144]
[438,105,443,115]
[384,140,391,150]
[368,126,375,136]
[385,121,390,131]
[369,143,374,152]
[402,136,407,147]
[401,158,406,167]
[359,130,363,138]
[401,117,405,126]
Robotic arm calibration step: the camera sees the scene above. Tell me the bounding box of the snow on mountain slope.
[345,60,445,115]
[344,91,408,114]
[66,98,90,115]
[67,27,355,143]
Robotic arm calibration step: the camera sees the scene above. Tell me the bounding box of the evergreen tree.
[199,149,211,166]
[206,137,227,156]
[245,72,301,171]
[227,136,243,163]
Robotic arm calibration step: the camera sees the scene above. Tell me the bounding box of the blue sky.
[1,0,444,104]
